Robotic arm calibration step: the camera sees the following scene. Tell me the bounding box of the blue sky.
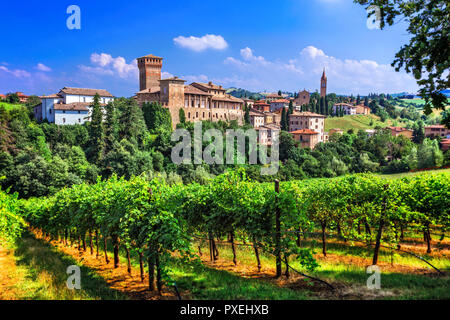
[0,0,419,97]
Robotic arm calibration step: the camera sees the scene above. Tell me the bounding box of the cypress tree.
[179,108,186,124]
[281,108,287,131]
[88,93,104,164]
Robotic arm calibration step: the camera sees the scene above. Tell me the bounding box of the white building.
[270,99,290,112]
[333,103,357,116]
[35,87,114,125]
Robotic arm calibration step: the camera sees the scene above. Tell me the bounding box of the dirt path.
[0,245,23,300]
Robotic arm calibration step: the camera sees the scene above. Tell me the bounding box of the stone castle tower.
[137,54,163,91]
[320,68,327,98]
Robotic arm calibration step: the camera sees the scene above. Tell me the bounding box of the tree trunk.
[213,238,219,260]
[82,234,87,252]
[426,226,432,254]
[112,235,119,268]
[156,252,162,295]
[253,240,261,272]
[321,222,327,257]
[125,247,132,274]
[103,235,110,264]
[89,231,94,255]
[208,233,213,262]
[373,185,388,265]
[284,254,290,278]
[275,179,282,278]
[95,230,99,258]
[139,252,145,282]
[230,231,237,266]
[198,245,202,257]
[148,256,155,291]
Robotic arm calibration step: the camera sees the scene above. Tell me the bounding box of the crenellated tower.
[137,54,163,91]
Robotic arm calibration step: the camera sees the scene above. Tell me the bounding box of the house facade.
[425,125,450,138]
[289,111,326,144]
[333,103,357,115]
[35,87,114,125]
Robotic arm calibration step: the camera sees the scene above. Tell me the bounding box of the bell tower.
[137,54,163,91]
[320,68,327,98]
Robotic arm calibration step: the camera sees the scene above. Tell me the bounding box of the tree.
[142,102,172,133]
[6,93,19,104]
[281,108,287,131]
[87,93,104,164]
[179,108,186,124]
[244,107,250,125]
[355,0,449,128]
[278,90,282,96]
[412,121,425,144]
[104,102,119,152]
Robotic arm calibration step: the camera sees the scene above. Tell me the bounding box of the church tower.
[137,54,163,91]
[320,68,327,98]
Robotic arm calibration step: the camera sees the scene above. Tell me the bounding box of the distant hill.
[226,88,263,100]
[325,114,398,132]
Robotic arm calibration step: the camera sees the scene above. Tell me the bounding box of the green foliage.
[142,102,172,133]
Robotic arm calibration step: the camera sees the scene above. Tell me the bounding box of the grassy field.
[380,168,450,179]
[0,102,25,111]
[325,114,396,132]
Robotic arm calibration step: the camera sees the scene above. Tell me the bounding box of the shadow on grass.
[314,268,450,300]
[14,232,126,300]
[168,257,311,300]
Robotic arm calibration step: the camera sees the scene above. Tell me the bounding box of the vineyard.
[1,170,449,299]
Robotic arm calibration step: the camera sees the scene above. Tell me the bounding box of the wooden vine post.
[373,184,389,265]
[275,179,282,278]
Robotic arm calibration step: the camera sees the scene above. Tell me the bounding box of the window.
[63,118,66,124]
[83,97,86,102]
[78,119,81,123]
[78,110,81,114]
[63,110,66,114]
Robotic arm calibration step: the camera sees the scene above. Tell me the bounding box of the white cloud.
[222,46,418,95]
[0,65,31,78]
[173,34,228,52]
[36,63,51,72]
[79,53,138,79]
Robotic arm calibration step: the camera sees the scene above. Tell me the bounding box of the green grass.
[100,239,311,300]
[8,232,126,300]
[0,102,25,111]
[325,114,396,132]
[193,233,450,300]
[379,168,450,179]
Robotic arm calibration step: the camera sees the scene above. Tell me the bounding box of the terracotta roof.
[192,82,225,91]
[137,87,160,94]
[441,139,450,144]
[425,125,446,129]
[290,111,326,118]
[39,94,61,99]
[160,77,186,82]
[387,126,413,133]
[212,95,243,103]
[249,110,265,117]
[271,99,289,104]
[137,54,163,60]
[265,94,282,98]
[184,85,212,95]
[53,102,93,111]
[291,129,319,135]
[59,87,114,97]
[334,103,355,107]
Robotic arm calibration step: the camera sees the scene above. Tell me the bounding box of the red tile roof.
[60,87,114,97]
[291,129,319,135]
[53,102,105,111]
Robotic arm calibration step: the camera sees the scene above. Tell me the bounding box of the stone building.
[293,90,310,107]
[425,125,450,138]
[291,129,321,149]
[288,111,326,146]
[135,54,244,128]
